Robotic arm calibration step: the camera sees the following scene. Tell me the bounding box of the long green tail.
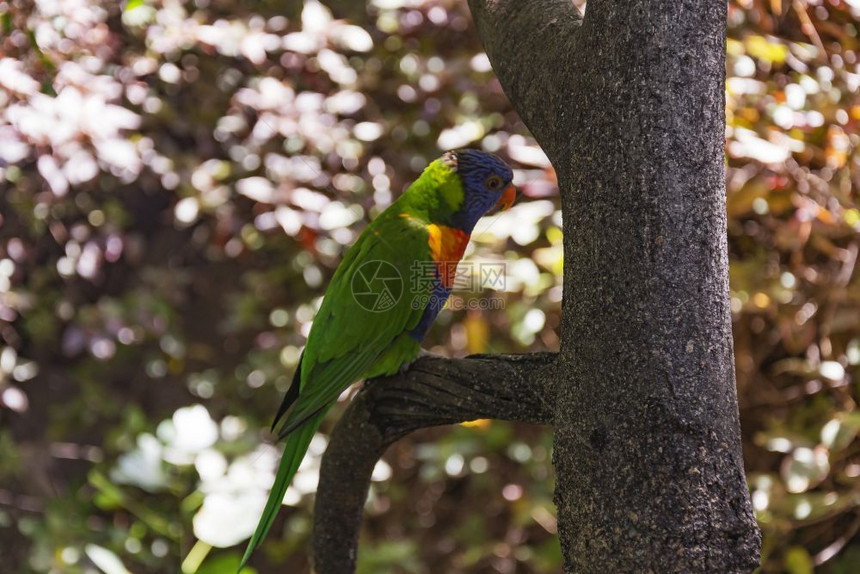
[238,411,326,571]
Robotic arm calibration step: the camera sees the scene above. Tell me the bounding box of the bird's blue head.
[442,148,516,232]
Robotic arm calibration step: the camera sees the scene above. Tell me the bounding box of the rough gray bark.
[312,1,761,572]
[311,353,556,573]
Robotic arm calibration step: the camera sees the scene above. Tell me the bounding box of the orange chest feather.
[427,224,470,289]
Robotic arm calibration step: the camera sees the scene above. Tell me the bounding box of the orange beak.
[496,184,516,211]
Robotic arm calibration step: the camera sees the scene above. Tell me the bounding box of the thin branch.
[792,0,827,60]
[311,352,557,574]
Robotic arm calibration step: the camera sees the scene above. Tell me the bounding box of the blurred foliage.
[0,0,858,572]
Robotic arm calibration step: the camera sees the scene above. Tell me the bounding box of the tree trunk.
[312,1,761,572]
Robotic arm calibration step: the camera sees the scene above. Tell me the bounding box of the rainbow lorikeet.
[240,149,515,567]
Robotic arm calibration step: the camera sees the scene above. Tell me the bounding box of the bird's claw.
[398,348,438,375]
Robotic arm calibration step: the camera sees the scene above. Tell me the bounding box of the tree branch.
[467,0,582,160]
[311,352,557,574]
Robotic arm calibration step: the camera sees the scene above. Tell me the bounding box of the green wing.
[239,209,431,570]
[289,212,431,418]
[309,212,429,365]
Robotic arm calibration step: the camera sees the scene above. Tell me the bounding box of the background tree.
[1,1,860,573]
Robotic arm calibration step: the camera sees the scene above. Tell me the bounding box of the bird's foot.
[398,348,440,375]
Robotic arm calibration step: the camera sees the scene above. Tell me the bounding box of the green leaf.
[784,546,813,574]
[821,413,860,453]
[197,553,257,574]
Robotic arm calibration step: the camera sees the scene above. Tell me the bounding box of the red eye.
[485,175,504,190]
